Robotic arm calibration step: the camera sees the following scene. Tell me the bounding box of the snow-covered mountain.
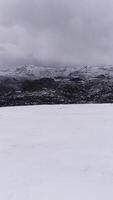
[0,64,113,107]
[0,64,79,78]
[0,64,113,79]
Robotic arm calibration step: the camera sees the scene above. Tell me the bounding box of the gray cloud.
[0,0,113,66]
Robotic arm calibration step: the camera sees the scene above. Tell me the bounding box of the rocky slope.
[0,64,113,106]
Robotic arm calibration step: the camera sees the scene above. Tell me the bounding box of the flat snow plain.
[0,104,113,200]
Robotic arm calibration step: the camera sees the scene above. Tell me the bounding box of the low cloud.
[0,0,113,66]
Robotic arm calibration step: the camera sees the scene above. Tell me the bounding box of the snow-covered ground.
[0,104,113,200]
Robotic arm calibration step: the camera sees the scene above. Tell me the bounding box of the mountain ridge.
[0,64,113,79]
[0,64,113,106]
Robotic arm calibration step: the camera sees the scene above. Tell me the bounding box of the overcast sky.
[0,0,113,66]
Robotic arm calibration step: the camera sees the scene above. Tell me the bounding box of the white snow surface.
[0,104,113,199]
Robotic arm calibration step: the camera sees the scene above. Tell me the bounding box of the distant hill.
[0,64,113,106]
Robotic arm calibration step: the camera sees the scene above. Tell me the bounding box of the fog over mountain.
[0,0,113,66]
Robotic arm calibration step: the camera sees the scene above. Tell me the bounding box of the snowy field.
[0,104,113,200]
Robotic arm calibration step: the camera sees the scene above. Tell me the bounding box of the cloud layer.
[0,0,113,66]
